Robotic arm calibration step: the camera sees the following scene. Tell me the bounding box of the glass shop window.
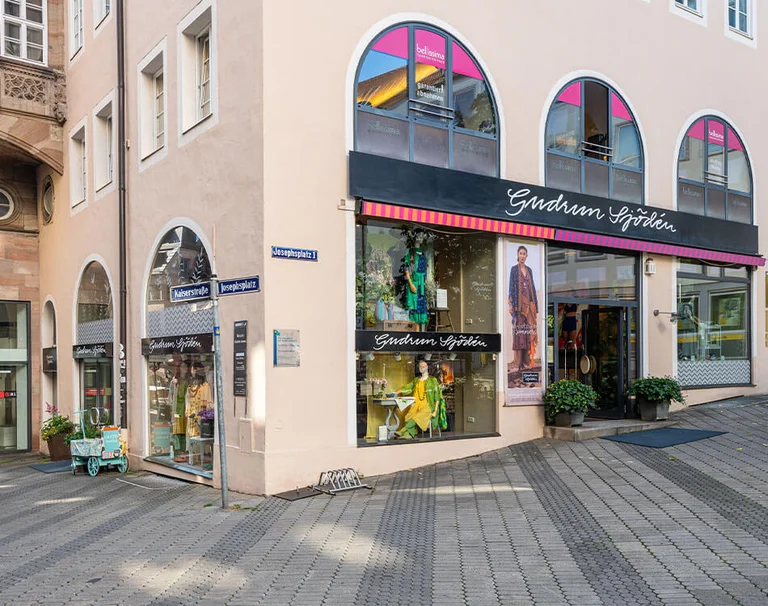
[355,351,496,444]
[677,261,751,387]
[355,220,496,333]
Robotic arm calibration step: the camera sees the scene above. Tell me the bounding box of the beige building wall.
[31,0,767,493]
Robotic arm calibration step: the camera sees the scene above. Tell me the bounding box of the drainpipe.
[117,0,128,428]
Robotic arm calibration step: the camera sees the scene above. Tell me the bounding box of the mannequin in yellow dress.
[390,359,446,439]
[185,363,212,439]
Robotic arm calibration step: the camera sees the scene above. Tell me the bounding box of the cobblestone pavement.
[3,397,768,605]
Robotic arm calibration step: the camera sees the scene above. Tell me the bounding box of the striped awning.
[360,200,765,267]
[360,201,555,239]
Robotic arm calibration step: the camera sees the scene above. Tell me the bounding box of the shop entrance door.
[551,301,636,419]
[82,359,113,426]
[0,364,27,450]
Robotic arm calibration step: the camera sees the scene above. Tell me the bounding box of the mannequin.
[389,359,446,439]
[404,248,428,328]
[185,362,212,438]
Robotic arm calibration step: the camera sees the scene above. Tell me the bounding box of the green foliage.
[40,414,75,441]
[543,380,597,424]
[64,425,101,446]
[628,376,685,404]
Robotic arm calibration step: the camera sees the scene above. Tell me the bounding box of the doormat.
[30,460,72,473]
[274,486,325,501]
[603,427,726,448]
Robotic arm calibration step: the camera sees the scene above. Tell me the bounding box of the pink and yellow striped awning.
[359,201,765,267]
[360,201,555,240]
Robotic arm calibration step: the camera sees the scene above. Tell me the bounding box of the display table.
[372,397,414,439]
[188,436,214,467]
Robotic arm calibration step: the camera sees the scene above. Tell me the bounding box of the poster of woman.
[505,240,544,403]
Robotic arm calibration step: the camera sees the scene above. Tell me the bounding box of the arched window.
[77,262,113,344]
[677,117,752,223]
[146,226,212,338]
[545,79,643,204]
[355,23,498,177]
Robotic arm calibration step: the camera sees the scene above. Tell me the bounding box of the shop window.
[546,80,643,204]
[546,246,637,301]
[677,260,751,387]
[677,117,752,223]
[355,24,498,177]
[0,301,29,451]
[355,220,497,444]
[145,226,214,473]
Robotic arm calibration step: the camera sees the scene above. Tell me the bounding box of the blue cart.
[70,408,128,476]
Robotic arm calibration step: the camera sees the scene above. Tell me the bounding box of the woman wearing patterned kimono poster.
[508,245,539,372]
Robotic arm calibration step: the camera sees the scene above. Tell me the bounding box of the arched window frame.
[676,115,753,224]
[545,78,645,204]
[0,186,16,222]
[354,22,499,177]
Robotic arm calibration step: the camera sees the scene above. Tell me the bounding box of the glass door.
[82,359,113,426]
[0,364,28,450]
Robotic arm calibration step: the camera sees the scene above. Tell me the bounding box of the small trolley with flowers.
[70,408,128,476]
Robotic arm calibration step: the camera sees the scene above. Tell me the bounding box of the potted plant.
[543,379,597,427]
[194,408,215,438]
[40,403,75,461]
[628,376,685,421]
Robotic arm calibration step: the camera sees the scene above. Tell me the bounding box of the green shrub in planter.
[65,425,101,446]
[543,379,597,425]
[627,376,685,404]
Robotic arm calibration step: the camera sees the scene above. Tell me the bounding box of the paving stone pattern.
[3,399,768,605]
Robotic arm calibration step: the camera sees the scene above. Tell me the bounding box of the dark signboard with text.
[140,333,213,356]
[349,151,759,255]
[233,321,247,397]
[72,342,113,359]
[43,347,57,373]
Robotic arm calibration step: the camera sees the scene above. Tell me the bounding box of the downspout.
[117,0,128,428]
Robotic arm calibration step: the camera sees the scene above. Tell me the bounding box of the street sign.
[271,246,318,262]
[217,276,260,297]
[169,282,211,303]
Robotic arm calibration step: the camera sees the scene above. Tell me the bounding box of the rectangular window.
[355,220,498,444]
[675,0,699,11]
[196,31,211,120]
[677,261,751,387]
[70,125,86,205]
[138,42,165,161]
[154,69,165,149]
[71,0,82,55]
[95,0,109,25]
[2,0,45,63]
[728,0,749,34]
[94,100,113,190]
[179,1,214,135]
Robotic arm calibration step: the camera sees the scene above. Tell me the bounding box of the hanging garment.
[185,380,212,438]
[405,248,428,325]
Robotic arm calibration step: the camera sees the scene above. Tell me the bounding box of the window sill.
[95,13,110,31]
[70,46,83,62]
[728,27,753,40]
[357,431,500,447]
[140,145,165,162]
[675,5,702,18]
[182,111,213,136]
[95,179,113,194]
[71,198,86,208]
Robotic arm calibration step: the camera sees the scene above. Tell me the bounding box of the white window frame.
[178,0,217,144]
[137,38,167,168]
[0,187,15,222]
[1,0,47,65]
[725,0,756,46]
[93,0,112,32]
[70,0,83,58]
[69,118,87,208]
[93,91,115,194]
[154,69,165,149]
[670,0,707,26]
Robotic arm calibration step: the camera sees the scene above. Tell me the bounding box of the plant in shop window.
[367,377,388,398]
[357,246,395,327]
[192,407,215,438]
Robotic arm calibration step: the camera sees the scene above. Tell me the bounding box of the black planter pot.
[638,397,670,421]
[553,411,585,427]
[200,419,215,438]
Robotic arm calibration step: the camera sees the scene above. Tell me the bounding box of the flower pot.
[46,433,71,461]
[554,411,585,427]
[638,397,670,421]
[200,419,214,438]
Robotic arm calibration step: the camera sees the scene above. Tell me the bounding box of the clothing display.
[562,303,578,332]
[404,248,428,326]
[396,375,447,438]
[185,379,212,438]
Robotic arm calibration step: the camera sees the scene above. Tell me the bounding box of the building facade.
[2,0,765,494]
